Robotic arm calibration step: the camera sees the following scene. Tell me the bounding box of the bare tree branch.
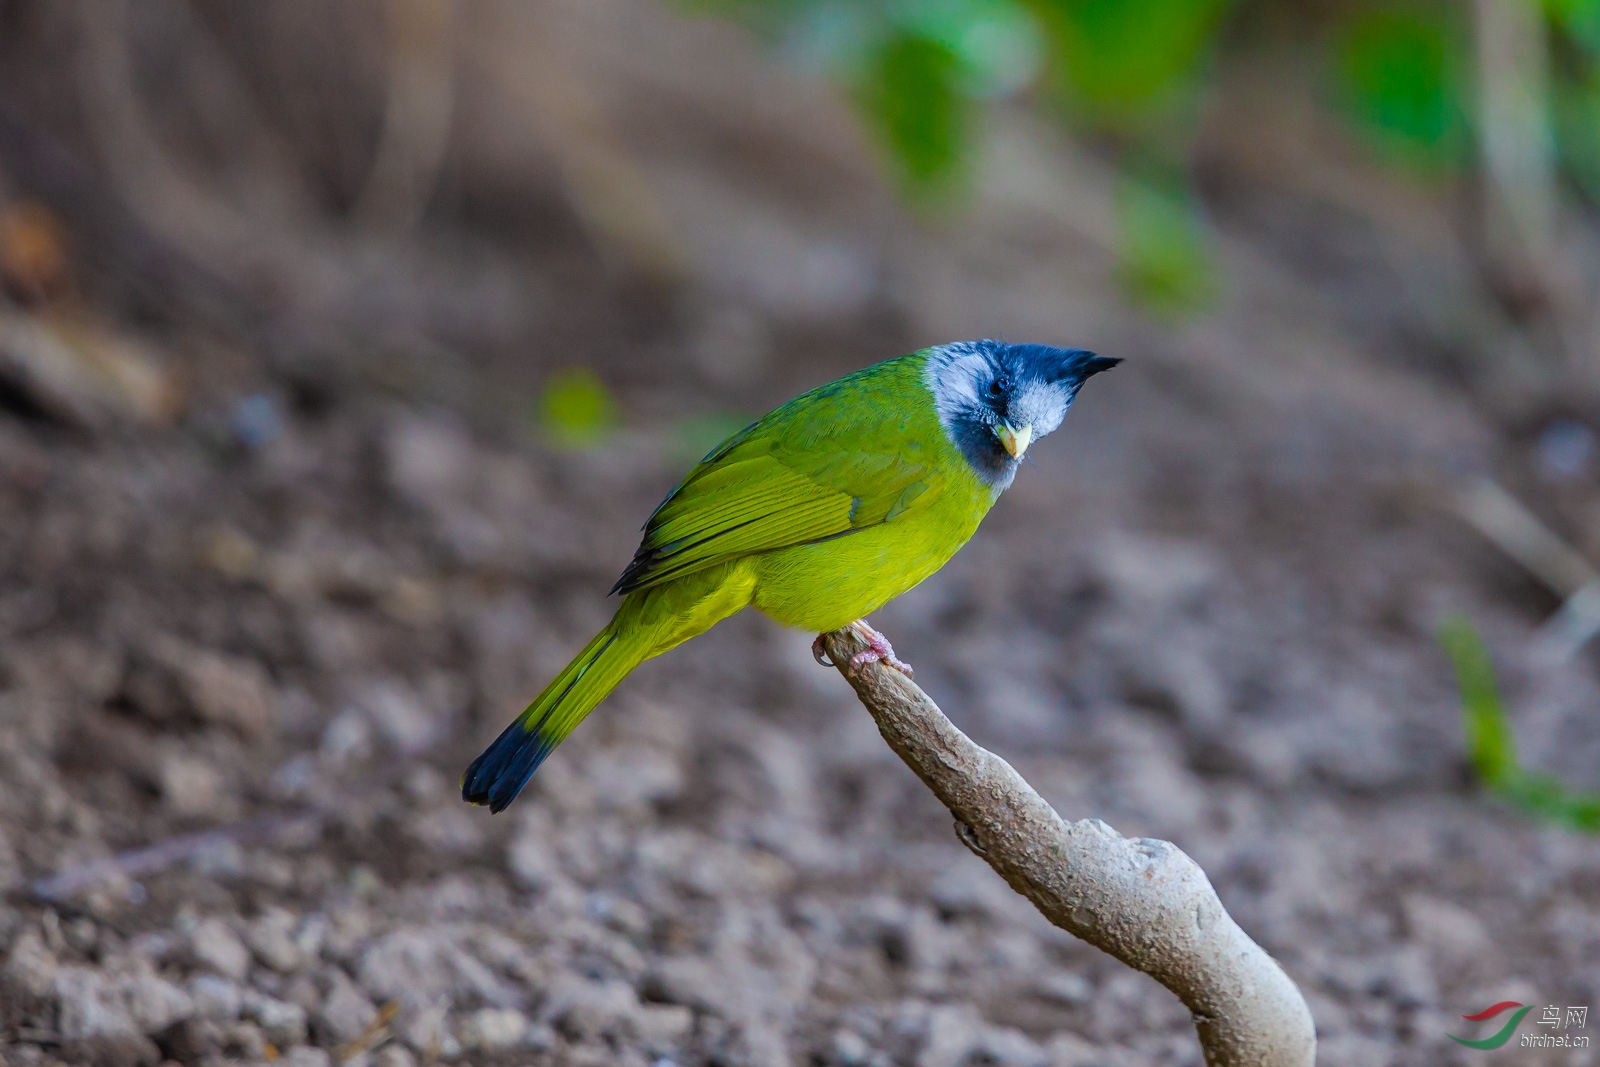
[819,624,1316,1067]
[1474,0,1557,301]
[353,0,456,233]
[467,1,688,283]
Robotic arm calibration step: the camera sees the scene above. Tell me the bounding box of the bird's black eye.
[988,375,1011,397]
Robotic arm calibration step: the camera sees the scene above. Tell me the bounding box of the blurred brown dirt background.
[0,2,1598,1066]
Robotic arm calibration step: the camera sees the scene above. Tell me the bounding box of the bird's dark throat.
[952,418,1018,488]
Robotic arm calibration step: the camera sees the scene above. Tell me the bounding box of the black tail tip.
[461,721,555,814]
[459,754,505,812]
[460,761,519,814]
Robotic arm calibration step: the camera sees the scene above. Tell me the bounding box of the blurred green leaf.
[1438,615,1600,834]
[941,0,1046,99]
[1028,0,1231,129]
[1506,772,1600,832]
[689,0,1235,320]
[1546,0,1600,57]
[684,2,1010,193]
[1438,615,1520,788]
[721,0,1045,97]
[1115,176,1216,314]
[1553,74,1600,200]
[856,30,970,191]
[537,367,618,450]
[1334,8,1468,174]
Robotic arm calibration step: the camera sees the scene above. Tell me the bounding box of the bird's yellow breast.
[749,460,997,632]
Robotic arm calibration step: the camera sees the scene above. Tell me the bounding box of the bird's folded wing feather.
[612,415,939,595]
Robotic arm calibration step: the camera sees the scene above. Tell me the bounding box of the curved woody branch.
[820,626,1316,1067]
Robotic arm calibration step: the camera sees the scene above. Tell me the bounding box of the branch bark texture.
[820,627,1316,1067]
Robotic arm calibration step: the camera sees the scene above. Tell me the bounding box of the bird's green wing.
[612,358,944,595]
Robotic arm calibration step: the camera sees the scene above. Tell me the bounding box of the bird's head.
[923,340,1119,488]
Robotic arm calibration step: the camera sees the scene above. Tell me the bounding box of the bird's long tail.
[461,619,647,813]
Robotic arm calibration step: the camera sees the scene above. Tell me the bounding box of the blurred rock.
[157,748,233,820]
[890,1000,1050,1067]
[54,967,139,1039]
[409,805,488,855]
[152,1017,224,1063]
[926,861,1016,921]
[171,648,278,740]
[1045,1033,1113,1067]
[584,890,651,938]
[247,907,320,973]
[0,311,182,430]
[5,928,59,997]
[119,967,193,1034]
[393,997,460,1059]
[278,1046,333,1067]
[129,634,277,739]
[56,1033,161,1067]
[190,919,251,981]
[241,989,310,1045]
[386,414,477,513]
[382,412,586,568]
[188,974,243,1020]
[320,709,374,765]
[1402,895,1493,969]
[8,635,124,705]
[637,1003,695,1053]
[383,415,506,565]
[349,676,446,755]
[542,976,641,1043]
[1032,971,1092,1006]
[1312,1031,1397,1067]
[457,1006,532,1049]
[53,962,192,1040]
[370,1045,419,1067]
[928,1006,986,1067]
[827,1027,874,1067]
[1376,945,1439,1008]
[317,972,378,1045]
[356,926,522,1011]
[582,745,685,815]
[507,829,585,906]
[1301,689,1409,792]
[1114,634,1227,729]
[976,1026,1050,1067]
[701,1013,792,1067]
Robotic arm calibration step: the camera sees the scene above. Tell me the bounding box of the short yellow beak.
[996,421,1032,459]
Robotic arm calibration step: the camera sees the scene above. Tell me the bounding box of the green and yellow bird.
[462,340,1118,812]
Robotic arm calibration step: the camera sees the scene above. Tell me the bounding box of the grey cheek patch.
[922,341,992,438]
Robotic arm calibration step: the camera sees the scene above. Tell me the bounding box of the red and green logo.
[1450,1002,1535,1049]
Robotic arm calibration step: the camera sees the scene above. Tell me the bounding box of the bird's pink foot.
[811,634,833,667]
[848,620,913,675]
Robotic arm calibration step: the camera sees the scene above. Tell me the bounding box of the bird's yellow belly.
[749,496,988,632]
